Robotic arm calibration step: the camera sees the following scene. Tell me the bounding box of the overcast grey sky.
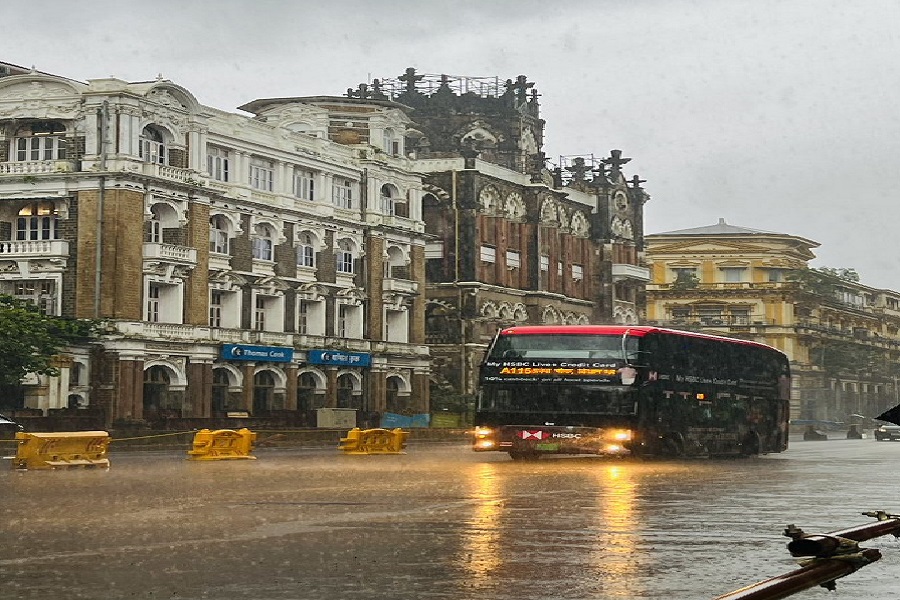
[7,0,900,289]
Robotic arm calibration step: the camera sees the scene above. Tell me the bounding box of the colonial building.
[645,219,900,423]
[0,62,430,427]
[0,62,653,428]
[360,70,651,403]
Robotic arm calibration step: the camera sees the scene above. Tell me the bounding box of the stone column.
[188,360,213,418]
[284,363,298,411]
[241,363,255,412]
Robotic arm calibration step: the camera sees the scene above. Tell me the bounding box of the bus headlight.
[473,427,495,451]
[474,426,493,438]
[609,429,632,442]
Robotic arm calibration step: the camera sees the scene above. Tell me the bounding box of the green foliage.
[816,267,860,282]
[786,266,860,296]
[0,295,100,386]
[671,270,700,290]
[811,341,871,371]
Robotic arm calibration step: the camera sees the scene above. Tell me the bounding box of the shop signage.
[308,349,372,368]
[221,344,293,363]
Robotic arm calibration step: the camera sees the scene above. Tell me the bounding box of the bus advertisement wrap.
[474,325,791,460]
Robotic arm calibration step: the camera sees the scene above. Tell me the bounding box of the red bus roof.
[497,325,781,352]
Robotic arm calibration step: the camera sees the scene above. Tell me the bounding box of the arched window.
[383,128,400,155]
[380,184,396,215]
[384,245,407,279]
[143,366,171,418]
[14,121,67,161]
[297,232,316,268]
[297,372,319,411]
[336,373,359,409]
[209,215,230,254]
[139,125,167,164]
[386,376,403,414]
[252,223,274,261]
[146,205,164,243]
[17,201,59,241]
[253,370,275,414]
[336,239,354,274]
[70,362,86,386]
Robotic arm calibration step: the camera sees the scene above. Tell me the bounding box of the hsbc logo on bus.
[516,430,583,440]
[517,430,552,440]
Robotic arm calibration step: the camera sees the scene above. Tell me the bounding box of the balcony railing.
[611,263,650,282]
[0,160,76,174]
[382,278,419,294]
[0,239,69,257]
[656,316,775,328]
[143,243,197,264]
[109,322,431,356]
[141,163,205,185]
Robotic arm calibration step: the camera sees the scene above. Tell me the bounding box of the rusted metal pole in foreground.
[712,549,881,600]
[712,512,900,600]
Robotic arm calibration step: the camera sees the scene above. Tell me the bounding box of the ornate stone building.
[0,61,430,426]
[0,62,653,426]
[645,219,900,423]
[358,70,652,404]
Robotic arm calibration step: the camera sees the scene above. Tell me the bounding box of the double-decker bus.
[473,325,791,460]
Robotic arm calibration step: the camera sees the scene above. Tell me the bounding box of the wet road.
[3,436,900,600]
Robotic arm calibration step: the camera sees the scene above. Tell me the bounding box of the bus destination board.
[481,359,630,384]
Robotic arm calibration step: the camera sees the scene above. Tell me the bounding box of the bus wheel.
[509,450,541,461]
[741,432,761,456]
[660,433,685,457]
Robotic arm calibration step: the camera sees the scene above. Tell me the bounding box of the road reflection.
[461,461,504,587]
[591,464,644,597]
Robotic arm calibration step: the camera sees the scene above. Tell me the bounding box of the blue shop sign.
[222,344,293,363]
[308,349,372,368]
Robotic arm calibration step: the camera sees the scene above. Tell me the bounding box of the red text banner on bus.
[481,359,630,384]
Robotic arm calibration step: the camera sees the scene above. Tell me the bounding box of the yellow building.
[646,219,900,424]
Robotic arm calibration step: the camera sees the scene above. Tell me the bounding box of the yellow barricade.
[338,428,408,454]
[13,431,110,470]
[187,428,257,461]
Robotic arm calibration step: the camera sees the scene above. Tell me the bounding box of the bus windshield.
[488,333,640,361]
[479,383,638,415]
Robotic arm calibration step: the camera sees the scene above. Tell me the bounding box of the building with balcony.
[359,70,651,402]
[645,218,900,422]
[0,62,430,426]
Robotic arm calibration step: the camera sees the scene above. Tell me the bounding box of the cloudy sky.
[7,0,900,289]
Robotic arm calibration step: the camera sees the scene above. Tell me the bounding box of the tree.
[0,295,99,387]
[786,266,860,297]
[671,270,700,290]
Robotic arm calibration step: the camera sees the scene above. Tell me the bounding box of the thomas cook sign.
[221,344,293,363]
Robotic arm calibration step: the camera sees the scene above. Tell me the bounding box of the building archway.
[336,372,362,409]
[297,370,326,411]
[253,370,276,414]
[143,365,171,419]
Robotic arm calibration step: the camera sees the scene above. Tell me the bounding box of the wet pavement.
[3,436,900,599]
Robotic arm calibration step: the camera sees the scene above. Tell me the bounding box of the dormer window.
[14,122,67,161]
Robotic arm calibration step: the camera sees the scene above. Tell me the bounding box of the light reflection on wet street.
[3,437,900,599]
